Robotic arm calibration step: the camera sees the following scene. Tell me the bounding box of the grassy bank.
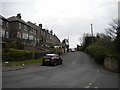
[2,58,42,67]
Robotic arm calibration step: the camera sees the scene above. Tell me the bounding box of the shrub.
[2,48,33,61]
[77,46,84,51]
[85,45,111,64]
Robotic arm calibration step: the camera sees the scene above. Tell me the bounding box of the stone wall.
[104,57,119,73]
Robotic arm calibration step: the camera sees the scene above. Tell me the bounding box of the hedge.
[2,48,33,61]
[85,45,111,64]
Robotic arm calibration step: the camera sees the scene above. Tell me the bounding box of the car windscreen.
[44,55,53,58]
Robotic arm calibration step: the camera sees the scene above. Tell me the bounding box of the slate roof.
[7,16,29,26]
[0,15,10,22]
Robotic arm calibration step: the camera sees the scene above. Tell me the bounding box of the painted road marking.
[88,82,93,86]
[85,81,94,88]
[85,86,90,88]
[72,61,76,64]
[97,69,99,73]
[85,69,99,88]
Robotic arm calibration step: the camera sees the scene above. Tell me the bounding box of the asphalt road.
[2,51,119,88]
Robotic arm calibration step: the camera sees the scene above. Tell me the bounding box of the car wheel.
[42,62,45,66]
[53,62,57,66]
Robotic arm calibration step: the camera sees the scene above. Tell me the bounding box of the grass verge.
[2,58,42,67]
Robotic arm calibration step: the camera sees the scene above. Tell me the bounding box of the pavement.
[2,63,41,72]
[2,51,120,88]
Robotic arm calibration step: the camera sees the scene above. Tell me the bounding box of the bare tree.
[106,19,120,53]
[106,19,120,40]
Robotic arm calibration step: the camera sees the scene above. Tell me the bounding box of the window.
[34,30,37,35]
[1,29,5,38]
[32,28,34,33]
[0,29,2,37]
[0,19,2,26]
[6,31,9,38]
[34,38,37,41]
[19,23,21,29]
[34,38,37,44]
[24,25,27,31]
[22,33,28,39]
[6,22,9,27]
[17,32,21,38]
[29,28,32,32]
[37,38,39,43]
[30,28,34,33]
[29,34,33,40]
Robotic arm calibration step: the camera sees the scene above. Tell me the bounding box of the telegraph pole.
[67,37,69,52]
[68,37,69,46]
[91,24,94,43]
[118,1,120,20]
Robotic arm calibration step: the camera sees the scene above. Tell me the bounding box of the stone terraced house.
[1,14,67,58]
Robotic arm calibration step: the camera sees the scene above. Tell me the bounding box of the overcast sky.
[1,0,119,48]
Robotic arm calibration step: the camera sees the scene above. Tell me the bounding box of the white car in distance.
[71,48,75,52]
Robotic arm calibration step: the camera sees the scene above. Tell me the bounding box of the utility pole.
[68,37,69,46]
[67,37,69,52]
[91,24,94,43]
[118,1,120,20]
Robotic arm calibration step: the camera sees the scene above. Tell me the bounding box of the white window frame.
[22,33,28,39]
[1,29,5,38]
[17,32,22,38]
[34,29,37,35]
[6,31,9,38]
[29,34,33,40]
[6,22,9,27]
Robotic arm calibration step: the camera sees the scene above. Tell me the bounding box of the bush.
[85,45,111,64]
[2,48,33,61]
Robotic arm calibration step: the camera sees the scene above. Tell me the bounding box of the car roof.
[46,54,58,56]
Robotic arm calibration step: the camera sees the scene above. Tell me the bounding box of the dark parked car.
[42,54,63,66]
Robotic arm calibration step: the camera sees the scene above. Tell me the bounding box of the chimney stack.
[39,24,42,29]
[46,30,49,33]
[17,13,21,19]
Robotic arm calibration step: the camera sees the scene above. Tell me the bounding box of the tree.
[106,19,120,53]
[81,33,95,51]
[93,33,114,52]
[106,19,120,39]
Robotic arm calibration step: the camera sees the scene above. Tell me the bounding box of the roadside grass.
[2,58,43,67]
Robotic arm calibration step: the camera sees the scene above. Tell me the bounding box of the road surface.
[2,51,119,88]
